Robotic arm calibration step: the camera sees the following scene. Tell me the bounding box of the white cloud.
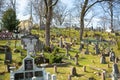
[17,0,29,20]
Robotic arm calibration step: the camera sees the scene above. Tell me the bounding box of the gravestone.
[51,74,56,80]
[71,67,77,76]
[95,42,100,54]
[111,63,119,80]
[109,51,115,62]
[54,65,57,73]
[83,66,86,72]
[74,53,79,65]
[112,63,119,74]
[22,35,38,56]
[59,36,63,48]
[65,43,69,56]
[4,47,12,64]
[21,34,42,53]
[79,42,84,51]
[100,55,106,64]
[115,57,119,63]
[85,47,89,54]
[68,75,72,80]
[101,71,106,80]
[10,38,56,80]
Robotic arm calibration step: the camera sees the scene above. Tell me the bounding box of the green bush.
[53,47,59,54]
[49,53,63,64]
[44,46,51,52]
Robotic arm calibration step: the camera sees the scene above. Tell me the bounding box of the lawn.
[0,29,119,80]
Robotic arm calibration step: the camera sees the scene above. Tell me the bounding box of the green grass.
[0,29,119,80]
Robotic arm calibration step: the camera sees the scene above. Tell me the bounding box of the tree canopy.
[2,8,19,32]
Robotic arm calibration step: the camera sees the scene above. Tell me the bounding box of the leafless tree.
[44,0,58,46]
[53,1,68,26]
[79,0,105,41]
[100,0,120,32]
[32,0,45,27]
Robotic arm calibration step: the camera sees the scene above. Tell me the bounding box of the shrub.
[53,47,59,54]
[49,53,63,64]
[44,46,52,53]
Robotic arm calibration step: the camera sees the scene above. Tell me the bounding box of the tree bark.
[109,1,114,32]
[45,0,52,46]
[44,0,58,46]
[79,0,88,41]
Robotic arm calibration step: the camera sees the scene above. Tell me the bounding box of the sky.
[17,0,74,20]
[16,0,102,27]
[16,0,118,31]
[17,0,29,20]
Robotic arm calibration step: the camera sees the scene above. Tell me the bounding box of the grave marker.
[74,53,79,65]
[109,50,115,62]
[71,67,77,76]
[111,63,119,80]
[10,36,56,80]
[100,54,106,64]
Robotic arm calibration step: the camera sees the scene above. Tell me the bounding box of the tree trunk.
[110,1,114,32]
[80,17,84,41]
[45,0,53,46]
[79,0,88,41]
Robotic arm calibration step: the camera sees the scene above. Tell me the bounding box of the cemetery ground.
[0,28,120,80]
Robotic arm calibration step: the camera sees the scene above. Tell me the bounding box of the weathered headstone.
[112,63,119,74]
[54,65,57,73]
[111,63,119,80]
[47,72,51,80]
[59,36,63,48]
[95,42,100,54]
[115,57,119,63]
[79,42,84,51]
[85,48,89,54]
[71,67,77,76]
[100,55,106,64]
[109,51,115,62]
[108,63,110,68]
[7,64,11,72]
[65,43,69,56]
[51,74,56,80]
[74,53,79,65]
[68,74,72,80]
[101,71,106,80]
[4,47,12,64]
[83,66,86,72]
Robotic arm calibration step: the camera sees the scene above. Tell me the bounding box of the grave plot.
[10,34,56,80]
